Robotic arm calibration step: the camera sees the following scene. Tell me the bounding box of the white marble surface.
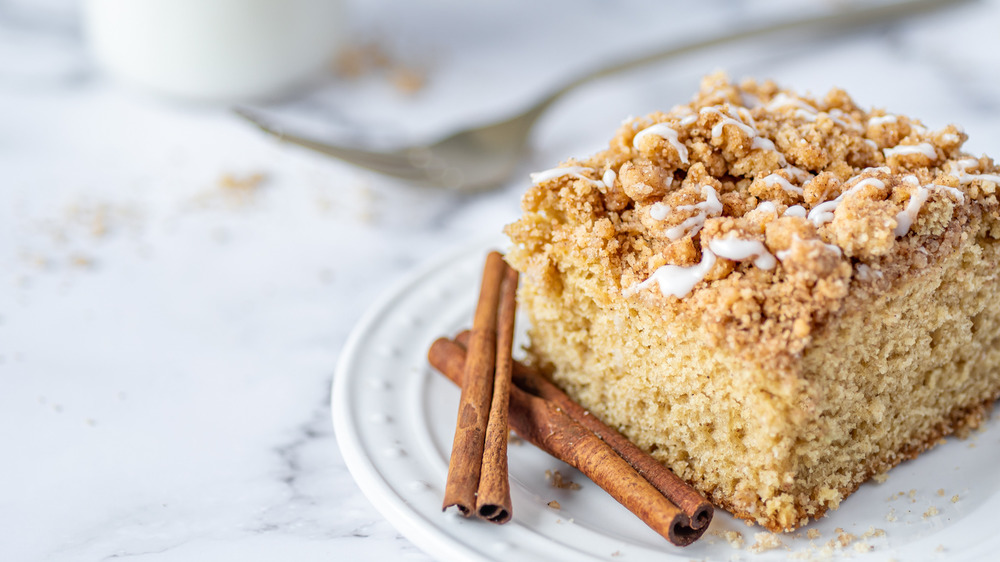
[2,0,1000,560]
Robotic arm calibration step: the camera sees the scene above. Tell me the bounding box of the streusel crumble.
[505,72,1000,531]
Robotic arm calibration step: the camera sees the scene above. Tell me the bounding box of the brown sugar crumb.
[951,494,960,503]
[936,488,946,496]
[545,469,581,490]
[547,500,561,510]
[214,172,269,207]
[750,532,784,553]
[806,528,821,540]
[828,531,856,549]
[923,506,940,518]
[334,37,429,96]
[710,529,745,549]
[886,508,897,522]
[873,473,890,483]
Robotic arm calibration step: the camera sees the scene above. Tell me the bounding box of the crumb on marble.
[750,532,784,553]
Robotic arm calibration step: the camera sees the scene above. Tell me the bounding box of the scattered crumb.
[923,506,939,518]
[217,172,268,204]
[547,500,560,510]
[611,551,621,558]
[807,528,821,540]
[749,532,783,553]
[853,541,873,553]
[951,494,960,503]
[545,469,581,490]
[69,254,95,269]
[873,473,890,483]
[861,526,886,539]
[827,531,856,549]
[710,529,745,549]
[724,530,744,549]
[936,488,946,497]
[334,37,430,96]
[936,545,945,552]
[390,66,427,95]
[886,508,897,522]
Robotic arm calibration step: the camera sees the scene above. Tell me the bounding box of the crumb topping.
[505,72,1000,366]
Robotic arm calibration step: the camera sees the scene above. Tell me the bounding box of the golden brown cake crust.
[505,72,1000,372]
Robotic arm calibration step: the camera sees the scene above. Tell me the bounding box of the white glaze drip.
[807,177,886,226]
[783,205,807,218]
[765,93,817,113]
[867,114,897,126]
[893,183,931,236]
[753,201,777,215]
[625,249,717,299]
[602,169,617,189]
[660,185,723,240]
[775,235,842,262]
[700,106,756,139]
[949,158,1000,186]
[884,142,937,160]
[893,176,967,236]
[633,123,689,164]
[762,173,804,195]
[530,166,601,186]
[708,237,776,270]
[649,202,671,221]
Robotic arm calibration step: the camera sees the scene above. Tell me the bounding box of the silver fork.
[237,0,964,192]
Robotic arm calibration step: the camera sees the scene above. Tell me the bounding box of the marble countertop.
[3,0,999,560]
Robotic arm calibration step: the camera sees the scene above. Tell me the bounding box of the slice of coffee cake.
[504,73,1000,531]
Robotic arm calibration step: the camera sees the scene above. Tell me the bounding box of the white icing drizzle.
[602,169,617,189]
[762,172,804,195]
[625,249,717,299]
[785,166,812,182]
[827,109,862,131]
[867,114,897,126]
[700,105,756,138]
[893,175,967,236]
[949,158,1000,186]
[783,205,807,218]
[807,176,886,226]
[659,185,723,240]
[775,235,842,262]
[530,166,602,186]
[751,136,779,152]
[708,237,776,270]
[941,133,960,144]
[530,165,618,191]
[893,182,931,236]
[883,142,937,160]
[678,114,698,127]
[794,109,817,122]
[649,202,671,221]
[765,93,817,113]
[633,123,689,164]
[700,105,783,161]
[753,201,777,215]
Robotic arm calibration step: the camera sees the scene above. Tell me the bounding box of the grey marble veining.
[2,0,1000,560]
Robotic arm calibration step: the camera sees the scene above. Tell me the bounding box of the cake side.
[504,73,1000,531]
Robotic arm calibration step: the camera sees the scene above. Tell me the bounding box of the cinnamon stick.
[428,337,711,546]
[475,265,519,524]
[442,251,506,516]
[454,331,713,530]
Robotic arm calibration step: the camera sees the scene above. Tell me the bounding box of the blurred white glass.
[82,0,344,102]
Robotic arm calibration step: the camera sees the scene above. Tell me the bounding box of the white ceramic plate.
[332,237,1000,561]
